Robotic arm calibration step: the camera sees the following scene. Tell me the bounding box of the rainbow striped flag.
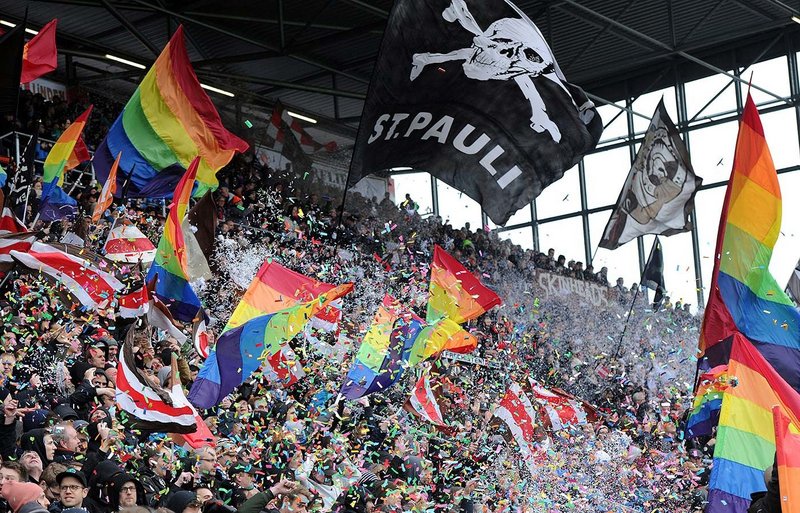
[94,25,248,199]
[340,295,474,400]
[92,151,120,223]
[706,333,800,513]
[773,405,800,513]
[0,163,6,188]
[40,105,92,221]
[188,283,353,409]
[341,295,421,400]
[427,245,501,353]
[145,156,202,323]
[691,94,800,436]
[225,259,338,332]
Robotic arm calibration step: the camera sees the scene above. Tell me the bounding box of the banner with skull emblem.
[599,100,702,250]
[347,0,603,225]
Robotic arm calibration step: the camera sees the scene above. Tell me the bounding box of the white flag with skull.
[348,0,603,225]
[599,100,703,250]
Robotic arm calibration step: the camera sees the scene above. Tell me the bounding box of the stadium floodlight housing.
[287,111,317,124]
[0,20,38,35]
[200,83,235,97]
[105,54,146,69]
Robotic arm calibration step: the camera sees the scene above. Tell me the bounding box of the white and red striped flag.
[0,233,37,264]
[116,340,199,434]
[0,208,25,235]
[529,379,599,432]
[118,285,149,319]
[404,373,450,431]
[266,101,337,154]
[10,242,125,310]
[493,382,541,474]
[104,223,156,264]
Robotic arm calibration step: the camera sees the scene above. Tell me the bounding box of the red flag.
[66,136,90,171]
[20,19,57,84]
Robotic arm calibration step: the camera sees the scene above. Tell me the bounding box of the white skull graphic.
[463,18,553,81]
[409,0,577,142]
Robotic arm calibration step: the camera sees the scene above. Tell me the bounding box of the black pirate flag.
[600,100,702,250]
[348,0,603,225]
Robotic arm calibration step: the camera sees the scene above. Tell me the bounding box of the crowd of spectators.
[0,91,716,513]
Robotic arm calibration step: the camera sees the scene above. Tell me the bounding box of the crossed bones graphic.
[410,0,594,143]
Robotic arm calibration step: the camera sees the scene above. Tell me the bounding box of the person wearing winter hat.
[165,491,202,513]
[108,473,146,512]
[1,480,49,513]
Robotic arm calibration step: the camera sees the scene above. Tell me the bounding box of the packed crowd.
[0,92,711,513]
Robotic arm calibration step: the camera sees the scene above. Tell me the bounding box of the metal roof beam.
[129,0,371,84]
[194,69,366,100]
[99,0,161,56]
[256,54,375,96]
[559,0,791,104]
[193,51,279,68]
[336,0,389,18]
[182,11,377,33]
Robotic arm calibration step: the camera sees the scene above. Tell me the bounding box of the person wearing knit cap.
[1,480,49,513]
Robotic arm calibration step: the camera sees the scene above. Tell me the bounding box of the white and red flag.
[10,242,124,310]
[103,223,156,264]
[0,208,25,235]
[0,233,36,264]
[266,100,337,154]
[404,373,449,430]
[116,340,199,434]
[493,382,541,474]
[529,379,599,431]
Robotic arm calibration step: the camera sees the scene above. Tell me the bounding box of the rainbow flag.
[426,245,501,353]
[40,106,92,221]
[92,151,120,223]
[0,163,6,188]
[188,283,353,408]
[340,295,472,400]
[773,406,800,513]
[226,259,337,332]
[691,94,800,436]
[145,156,202,323]
[686,364,729,438]
[341,295,421,400]
[94,26,248,199]
[707,333,800,513]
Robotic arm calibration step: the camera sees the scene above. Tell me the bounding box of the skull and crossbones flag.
[347,0,603,225]
[599,100,703,250]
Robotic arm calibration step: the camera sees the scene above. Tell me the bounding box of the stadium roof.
[2,0,800,142]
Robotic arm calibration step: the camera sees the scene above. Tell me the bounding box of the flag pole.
[612,237,660,358]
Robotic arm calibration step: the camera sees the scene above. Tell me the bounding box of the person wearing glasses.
[51,471,89,513]
[108,473,145,512]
